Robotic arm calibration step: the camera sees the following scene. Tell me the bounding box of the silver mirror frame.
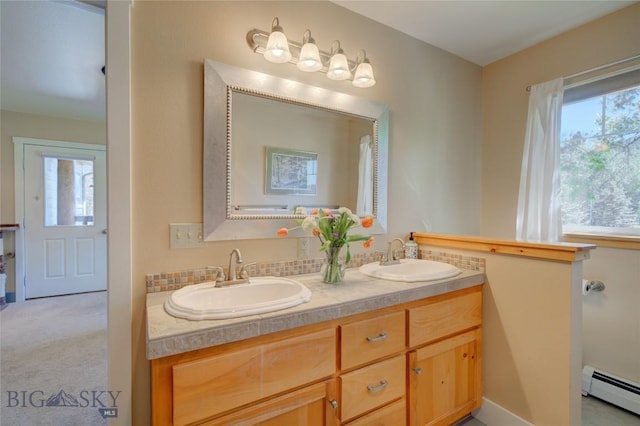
[203,59,388,241]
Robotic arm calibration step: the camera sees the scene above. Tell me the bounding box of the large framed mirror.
[203,59,388,241]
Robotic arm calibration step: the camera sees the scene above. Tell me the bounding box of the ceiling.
[1,1,636,122]
[332,0,636,66]
[0,1,105,122]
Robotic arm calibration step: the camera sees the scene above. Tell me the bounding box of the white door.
[23,143,107,298]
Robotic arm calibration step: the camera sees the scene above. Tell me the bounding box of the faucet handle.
[239,262,257,279]
[208,266,226,282]
[392,249,404,261]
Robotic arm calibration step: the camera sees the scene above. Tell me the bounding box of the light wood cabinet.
[407,289,482,426]
[408,329,482,426]
[150,285,482,426]
[202,380,338,426]
[340,355,406,422]
[340,311,405,371]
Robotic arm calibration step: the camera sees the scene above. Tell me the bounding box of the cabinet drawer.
[409,291,481,347]
[172,328,336,425]
[346,398,406,426]
[340,355,405,422]
[341,311,405,370]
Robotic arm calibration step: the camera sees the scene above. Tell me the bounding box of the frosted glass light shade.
[352,62,376,88]
[327,53,351,80]
[264,31,292,63]
[297,43,322,72]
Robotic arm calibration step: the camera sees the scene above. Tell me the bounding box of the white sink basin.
[164,276,312,320]
[359,259,461,282]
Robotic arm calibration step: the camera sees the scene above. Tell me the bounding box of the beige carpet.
[0,291,108,426]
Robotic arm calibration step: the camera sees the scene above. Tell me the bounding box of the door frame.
[13,137,107,303]
[106,2,133,424]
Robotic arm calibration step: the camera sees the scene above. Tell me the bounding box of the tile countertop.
[146,268,485,360]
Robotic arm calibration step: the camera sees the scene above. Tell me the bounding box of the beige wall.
[481,1,640,396]
[131,1,482,422]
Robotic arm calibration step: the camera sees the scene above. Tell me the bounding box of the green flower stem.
[322,246,344,284]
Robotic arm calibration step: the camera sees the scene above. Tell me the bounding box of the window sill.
[562,233,640,250]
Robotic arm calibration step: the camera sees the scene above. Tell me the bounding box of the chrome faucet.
[381,238,405,266]
[227,248,244,281]
[222,249,256,285]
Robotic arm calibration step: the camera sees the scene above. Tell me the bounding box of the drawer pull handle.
[413,367,423,375]
[367,379,388,393]
[366,332,387,342]
[329,399,339,409]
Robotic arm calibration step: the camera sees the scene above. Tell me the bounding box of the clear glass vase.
[321,246,345,284]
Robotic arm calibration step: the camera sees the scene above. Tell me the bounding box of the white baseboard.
[472,397,533,426]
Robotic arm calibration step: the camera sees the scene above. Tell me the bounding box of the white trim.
[106,1,132,424]
[472,397,534,426]
[12,137,106,303]
[13,137,106,151]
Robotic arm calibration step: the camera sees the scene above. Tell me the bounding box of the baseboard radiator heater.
[582,365,640,415]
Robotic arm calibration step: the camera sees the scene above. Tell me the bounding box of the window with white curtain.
[560,69,640,236]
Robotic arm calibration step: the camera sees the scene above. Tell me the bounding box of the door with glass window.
[23,144,107,298]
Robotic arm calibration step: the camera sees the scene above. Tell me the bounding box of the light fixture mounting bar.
[246,29,357,77]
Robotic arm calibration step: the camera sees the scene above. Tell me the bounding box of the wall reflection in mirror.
[231,91,374,216]
[203,59,388,241]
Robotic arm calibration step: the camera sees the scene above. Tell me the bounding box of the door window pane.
[44,157,95,227]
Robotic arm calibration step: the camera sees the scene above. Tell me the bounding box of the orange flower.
[361,216,374,228]
[311,208,318,215]
[323,208,332,216]
[363,236,375,249]
[312,228,321,237]
[277,227,289,237]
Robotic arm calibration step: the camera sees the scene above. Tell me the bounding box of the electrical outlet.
[169,223,208,248]
[297,237,311,259]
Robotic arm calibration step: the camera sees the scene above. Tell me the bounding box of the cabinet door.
[203,380,339,426]
[172,328,336,425]
[408,329,481,426]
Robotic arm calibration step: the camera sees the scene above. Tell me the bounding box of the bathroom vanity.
[147,269,484,425]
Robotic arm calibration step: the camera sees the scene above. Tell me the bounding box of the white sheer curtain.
[516,78,564,242]
[356,135,373,216]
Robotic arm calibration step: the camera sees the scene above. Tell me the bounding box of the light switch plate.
[169,223,208,248]
[297,237,312,259]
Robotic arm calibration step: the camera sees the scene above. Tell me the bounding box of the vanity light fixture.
[246,17,376,88]
[326,41,351,81]
[297,30,322,72]
[352,50,376,88]
[263,17,292,63]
